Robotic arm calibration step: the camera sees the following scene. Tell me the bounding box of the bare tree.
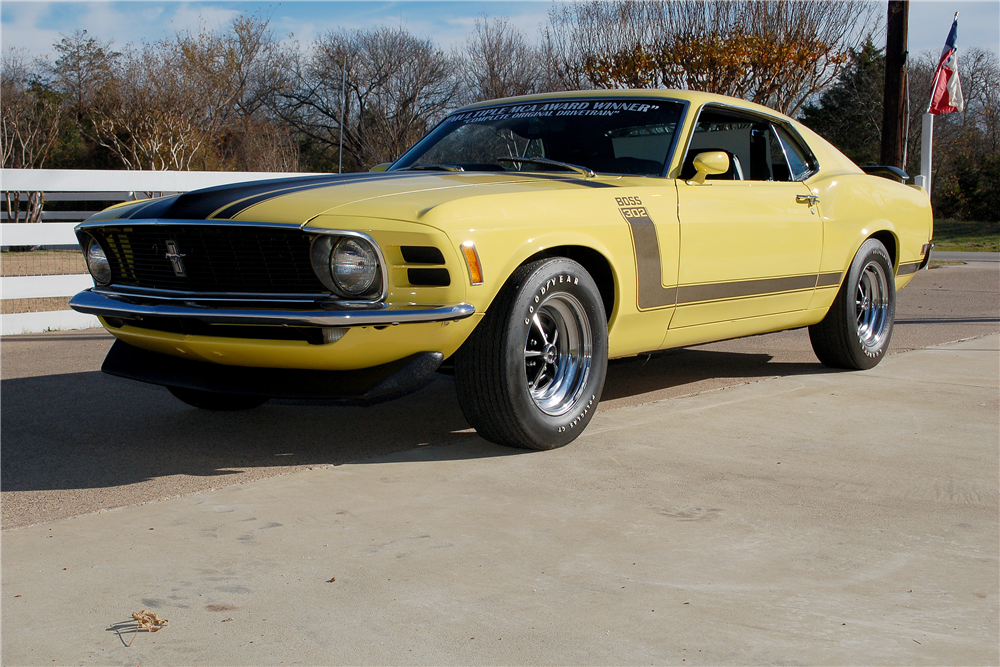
[458,15,542,103]
[1,49,64,224]
[279,26,460,170]
[86,13,297,172]
[170,12,297,170]
[88,43,209,170]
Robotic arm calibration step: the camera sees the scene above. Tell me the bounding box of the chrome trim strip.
[75,218,303,232]
[897,261,923,276]
[70,289,475,327]
[93,285,338,302]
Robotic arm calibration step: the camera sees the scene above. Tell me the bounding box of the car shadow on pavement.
[601,347,832,401]
[0,369,478,493]
[1,346,836,494]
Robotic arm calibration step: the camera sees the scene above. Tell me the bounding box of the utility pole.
[880,0,908,169]
[339,60,346,174]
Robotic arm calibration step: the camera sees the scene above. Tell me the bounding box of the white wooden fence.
[1,168,316,335]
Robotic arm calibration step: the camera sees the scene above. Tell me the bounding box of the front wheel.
[168,386,269,411]
[809,238,896,370]
[455,258,609,450]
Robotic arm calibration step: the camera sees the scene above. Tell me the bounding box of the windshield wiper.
[404,163,465,172]
[496,156,596,178]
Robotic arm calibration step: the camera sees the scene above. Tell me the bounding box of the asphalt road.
[2,262,998,530]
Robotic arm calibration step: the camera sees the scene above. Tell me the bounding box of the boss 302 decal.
[617,196,677,310]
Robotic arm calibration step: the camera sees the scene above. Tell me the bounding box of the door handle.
[796,194,820,205]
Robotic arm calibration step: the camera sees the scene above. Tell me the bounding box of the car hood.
[86,171,622,227]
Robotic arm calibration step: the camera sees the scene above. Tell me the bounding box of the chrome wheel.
[455,257,608,449]
[855,259,890,352]
[524,292,593,416]
[810,238,895,370]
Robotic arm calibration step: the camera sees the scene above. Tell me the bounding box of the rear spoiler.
[860,165,909,183]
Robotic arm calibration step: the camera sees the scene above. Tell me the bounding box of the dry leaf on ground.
[127,610,169,646]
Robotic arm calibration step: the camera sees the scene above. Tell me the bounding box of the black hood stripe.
[125,195,181,219]
[208,171,619,219]
[98,170,622,223]
[173,173,380,220]
[209,172,424,219]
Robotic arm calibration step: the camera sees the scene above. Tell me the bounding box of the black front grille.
[92,225,328,294]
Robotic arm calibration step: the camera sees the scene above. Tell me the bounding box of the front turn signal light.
[460,242,484,286]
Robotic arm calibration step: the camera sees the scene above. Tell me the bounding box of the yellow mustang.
[71,90,933,449]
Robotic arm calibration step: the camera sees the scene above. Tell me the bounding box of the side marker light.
[461,242,484,286]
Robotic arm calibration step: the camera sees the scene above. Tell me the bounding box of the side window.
[683,107,815,182]
[771,125,815,181]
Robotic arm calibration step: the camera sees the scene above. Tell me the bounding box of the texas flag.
[928,15,964,115]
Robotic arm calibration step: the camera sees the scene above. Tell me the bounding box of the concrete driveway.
[3,263,998,531]
[2,329,997,665]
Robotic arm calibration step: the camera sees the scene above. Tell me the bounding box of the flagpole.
[918,11,959,195]
[918,113,933,193]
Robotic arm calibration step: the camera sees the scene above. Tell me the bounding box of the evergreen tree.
[800,39,885,167]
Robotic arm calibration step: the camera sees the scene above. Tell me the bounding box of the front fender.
[448,226,629,322]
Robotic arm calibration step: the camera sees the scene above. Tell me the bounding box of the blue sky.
[2,1,998,61]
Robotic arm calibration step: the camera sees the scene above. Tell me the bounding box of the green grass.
[932,219,1000,252]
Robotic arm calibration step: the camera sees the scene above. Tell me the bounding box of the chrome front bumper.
[70,289,476,327]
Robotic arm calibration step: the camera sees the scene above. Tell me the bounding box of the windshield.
[392,99,685,177]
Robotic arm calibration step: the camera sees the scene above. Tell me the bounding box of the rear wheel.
[167,386,268,411]
[455,258,608,450]
[809,238,895,370]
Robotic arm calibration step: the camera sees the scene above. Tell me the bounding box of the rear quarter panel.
[794,120,933,308]
[808,172,932,292]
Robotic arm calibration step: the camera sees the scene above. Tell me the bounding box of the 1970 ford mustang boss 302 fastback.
[71,90,933,450]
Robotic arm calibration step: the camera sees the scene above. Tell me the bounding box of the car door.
[670,107,822,330]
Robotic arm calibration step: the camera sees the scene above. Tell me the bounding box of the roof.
[456,89,793,122]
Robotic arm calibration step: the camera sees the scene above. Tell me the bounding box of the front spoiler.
[103,340,444,403]
[70,289,475,327]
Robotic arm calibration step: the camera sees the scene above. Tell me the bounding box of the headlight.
[331,237,378,296]
[85,237,111,285]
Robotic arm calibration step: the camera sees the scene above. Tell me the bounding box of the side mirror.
[688,151,729,185]
[369,163,392,173]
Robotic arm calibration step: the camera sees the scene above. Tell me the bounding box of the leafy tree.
[938,154,999,222]
[546,0,879,115]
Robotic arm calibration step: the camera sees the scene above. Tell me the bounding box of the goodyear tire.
[809,238,896,370]
[455,258,608,450]
[167,386,269,411]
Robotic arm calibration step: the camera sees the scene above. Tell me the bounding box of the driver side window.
[682,107,815,182]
